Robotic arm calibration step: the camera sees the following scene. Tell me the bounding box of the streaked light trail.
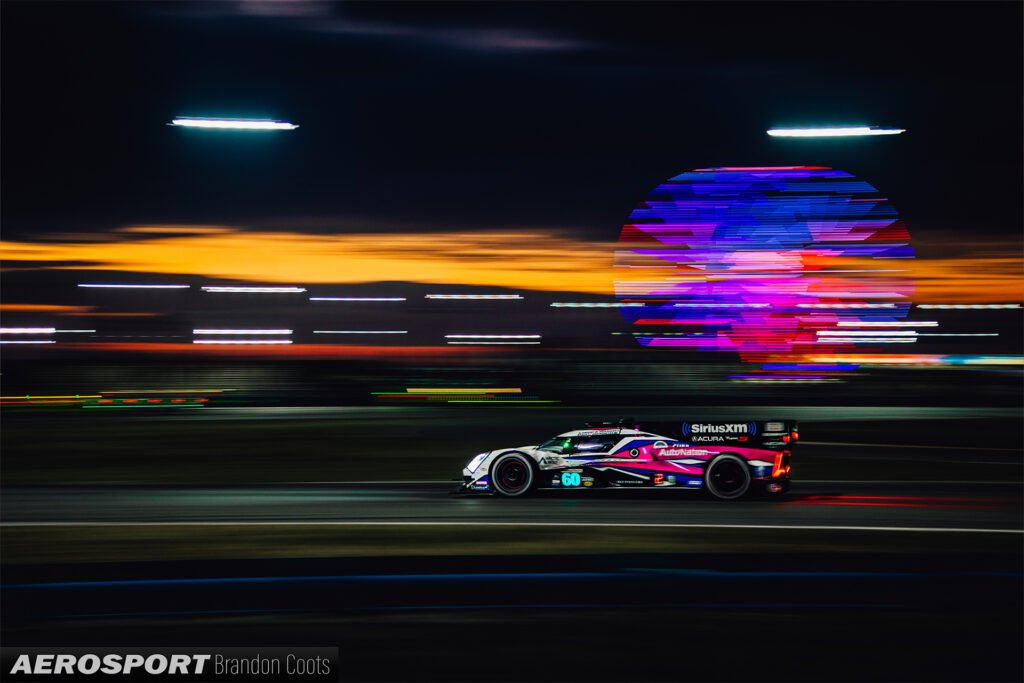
[313,330,408,334]
[836,321,937,327]
[0,340,56,344]
[446,341,540,345]
[0,327,56,334]
[78,284,189,289]
[193,329,292,335]
[818,330,918,336]
[100,389,226,394]
[201,286,306,293]
[405,388,522,394]
[192,339,293,345]
[615,167,915,355]
[0,395,101,400]
[445,334,541,339]
[170,117,298,131]
[808,354,1023,366]
[550,302,644,308]
[425,294,523,300]
[796,303,899,309]
[917,304,1020,309]
[767,126,905,137]
[672,303,771,309]
[309,297,406,302]
[816,338,917,344]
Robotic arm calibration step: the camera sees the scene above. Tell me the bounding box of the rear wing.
[640,419,799,450]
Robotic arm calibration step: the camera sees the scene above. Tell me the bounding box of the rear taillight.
[791,430,799,442]
[772,450,792,478]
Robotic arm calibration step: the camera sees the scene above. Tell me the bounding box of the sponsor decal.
[653,441,668,449]
[1,648,336,681]
[689,435,732,444]
[682,422,757,436]
[612,479,645,485]
[667,475,676,483]
[656,447,709,457]
[764,422,785,433]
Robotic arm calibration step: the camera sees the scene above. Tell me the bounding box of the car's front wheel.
[705,454,751,500]
[489,452,537,497]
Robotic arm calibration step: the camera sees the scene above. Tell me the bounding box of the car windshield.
[537,435,622,455]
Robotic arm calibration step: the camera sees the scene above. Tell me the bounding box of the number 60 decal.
[560,472,582,487]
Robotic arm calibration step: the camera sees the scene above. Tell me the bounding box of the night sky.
[4,1,1021,241]
[1,1,1021,352]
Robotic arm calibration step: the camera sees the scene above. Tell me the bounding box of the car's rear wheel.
[705,454,751,500]
[490,452,536,497]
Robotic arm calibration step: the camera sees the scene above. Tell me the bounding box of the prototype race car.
[457,418,796,500]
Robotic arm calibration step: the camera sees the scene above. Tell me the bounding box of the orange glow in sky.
[0,303,95,313]
[1,226,1021,302]
[2,228,617,295]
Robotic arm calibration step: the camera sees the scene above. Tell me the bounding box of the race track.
[2,406,1021,682]
[2,480,1022,532]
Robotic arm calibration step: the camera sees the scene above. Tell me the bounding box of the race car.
[456,418,796,500]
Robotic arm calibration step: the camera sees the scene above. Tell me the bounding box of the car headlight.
[466,452,489,474]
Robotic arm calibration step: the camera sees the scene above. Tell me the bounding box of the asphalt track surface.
[3,481,1022,532]
[3,406,1022,682]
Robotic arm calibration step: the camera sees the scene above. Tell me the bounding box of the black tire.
[489,452,537,497]
[705,454,752,500]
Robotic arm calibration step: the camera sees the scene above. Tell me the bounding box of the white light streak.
[78,284,189,289]
[0,327,56,334]
[170,117,298,131]
[550,302,645,308]
[672,303,771,308]
[801,292,907,299]
[836,321,937,328]
[733,378,841,384]
[816,338,917,344]
[54,329,96,333]
[313,330,407,334]
[192,340,293,345]
[767,126,905,137]
[0,340,56,344]
[446,341,540,345]
[917,304,1021,310]
[818,330,917,336]
[445,334,541,339]
[202,286,306,293]
[425,294,523,300]
[193,329,292,335]
[797,303,898,309]
[309,297,406,302]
